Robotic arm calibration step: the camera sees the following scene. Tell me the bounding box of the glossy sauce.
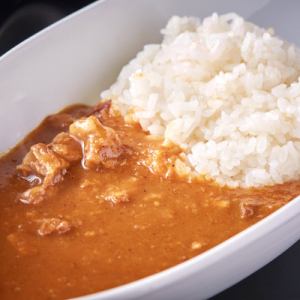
[0,104,299,300]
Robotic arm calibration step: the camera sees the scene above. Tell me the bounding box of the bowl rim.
[0,0,106,63]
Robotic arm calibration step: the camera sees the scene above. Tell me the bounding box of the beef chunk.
[51,132,82,162]
[37,218,72,236]
[17,102,131,205]
[239,202,255,218]
[17,143,70,186]
[19,186,47,205]
[17,134,82,204]
[70,116,129,169]
[103,190,130,204]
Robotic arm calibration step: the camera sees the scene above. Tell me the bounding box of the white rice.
[101,13,300,188]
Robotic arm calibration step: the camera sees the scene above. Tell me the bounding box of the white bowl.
[1,1,300,299]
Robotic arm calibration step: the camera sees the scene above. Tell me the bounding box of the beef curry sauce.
[0,102,298,299]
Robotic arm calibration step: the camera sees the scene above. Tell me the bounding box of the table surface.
[0,1,299,299]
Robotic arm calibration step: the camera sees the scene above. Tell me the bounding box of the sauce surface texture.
[0,104,298,299]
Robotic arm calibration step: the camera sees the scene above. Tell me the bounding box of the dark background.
[0,1,299,299]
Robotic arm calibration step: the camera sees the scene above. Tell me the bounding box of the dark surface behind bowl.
[0,1,299,299]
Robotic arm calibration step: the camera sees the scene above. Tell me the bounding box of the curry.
[0,102,298,299]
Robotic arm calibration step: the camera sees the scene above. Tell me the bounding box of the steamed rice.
[101,13,300,188]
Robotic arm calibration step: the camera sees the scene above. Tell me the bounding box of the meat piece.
[51,132,82,162]
[103,190,130,204]
[101,180,137,205]
[17,143,70,186]
[239,196,285,219]
[19,186,47,205]
[17,134,82,204]
[239,202,255,218]
[69,115,108,141]
[239,198,262,219]
[141,145,182,179]
[70,116,129,169]
[37,218,72,236]
[16,102,131,205]
[18,133,81,181]
[98,145,130,168]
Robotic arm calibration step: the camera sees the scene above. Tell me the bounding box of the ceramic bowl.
[1,1,300,299]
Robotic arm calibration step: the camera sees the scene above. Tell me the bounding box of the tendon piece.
[98,144,130,168]
[103,189,130,204]
[140,145,183,179]
[19,185,47,205]
[37,218,72,236]
[239,202,255,219]
[17,134,82,204]
[51,132,82,162]
[239,197,283,219]
[17,143,70,186]
[70,116,130,169]
[16,102,131,205]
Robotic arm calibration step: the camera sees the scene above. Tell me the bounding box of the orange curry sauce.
[0,103,299,300]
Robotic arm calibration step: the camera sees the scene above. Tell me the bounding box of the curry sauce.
[0,103,299,299]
